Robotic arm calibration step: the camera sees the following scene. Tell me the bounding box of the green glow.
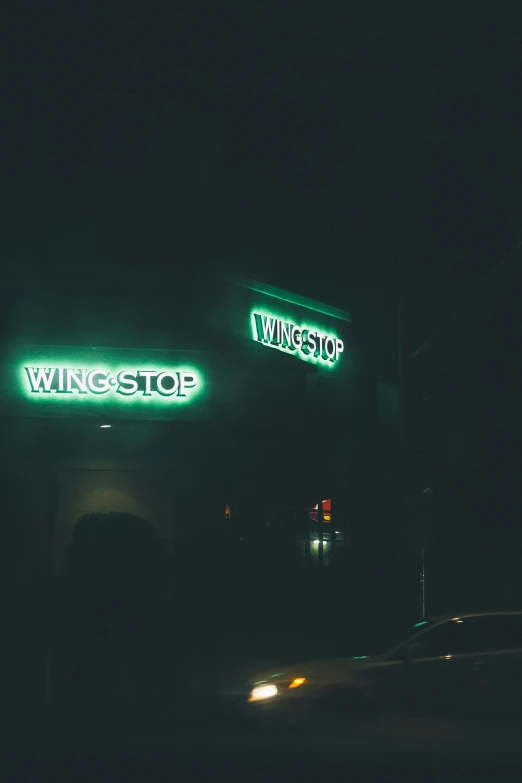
[252,672,285,686]
[352,656,368,660]
[21,364,202,404]
[413,621,428,628]
[236,278,351,323]
[250,308,344,368]
[10,345,207,421]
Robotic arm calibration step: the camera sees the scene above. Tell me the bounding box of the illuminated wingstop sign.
[23,367,199,399]
[252,312,344,366]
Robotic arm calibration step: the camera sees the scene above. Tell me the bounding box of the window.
[406,615,522,658]
[472,615,522,652]
[411,621,463,657]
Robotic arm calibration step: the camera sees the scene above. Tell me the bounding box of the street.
[4,714,522,782]
[7,710,522,757]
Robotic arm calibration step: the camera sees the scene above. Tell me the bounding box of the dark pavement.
[46,714,522,758]
[4,712,522,782]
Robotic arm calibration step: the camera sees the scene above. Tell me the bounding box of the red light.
[309,499,332,523]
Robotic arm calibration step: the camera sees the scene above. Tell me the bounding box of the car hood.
[249,654,382,688]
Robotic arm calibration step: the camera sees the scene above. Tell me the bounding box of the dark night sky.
[1,1,522,622]
[2,2,521,372]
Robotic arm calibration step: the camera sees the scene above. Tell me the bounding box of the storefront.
[0,267,358,586]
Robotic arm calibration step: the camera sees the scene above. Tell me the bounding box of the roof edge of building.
[233,277,352,323]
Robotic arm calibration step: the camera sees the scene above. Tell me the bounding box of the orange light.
[225,504,231,519]
[289,677,306,689]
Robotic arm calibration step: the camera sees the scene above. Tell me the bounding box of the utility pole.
[45,467,59,711]
[421,548,426,620]
[399,2,425,619]
[397,282,405,455]
[317,500,324,570]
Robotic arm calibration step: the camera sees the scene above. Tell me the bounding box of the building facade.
[0,262,365,591]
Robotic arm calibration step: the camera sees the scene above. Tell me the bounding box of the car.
[225,611,522,726]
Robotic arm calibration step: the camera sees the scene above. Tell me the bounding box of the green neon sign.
[251,310,344,367]
[6,345,207,421]
[23,366,199,399]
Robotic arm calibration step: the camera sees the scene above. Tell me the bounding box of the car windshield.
[329,618,440,658]
[384,619,440,652]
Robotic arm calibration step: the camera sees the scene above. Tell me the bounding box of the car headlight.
[248,683,278,702]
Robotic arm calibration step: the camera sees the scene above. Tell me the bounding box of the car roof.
[426,610,522,624]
